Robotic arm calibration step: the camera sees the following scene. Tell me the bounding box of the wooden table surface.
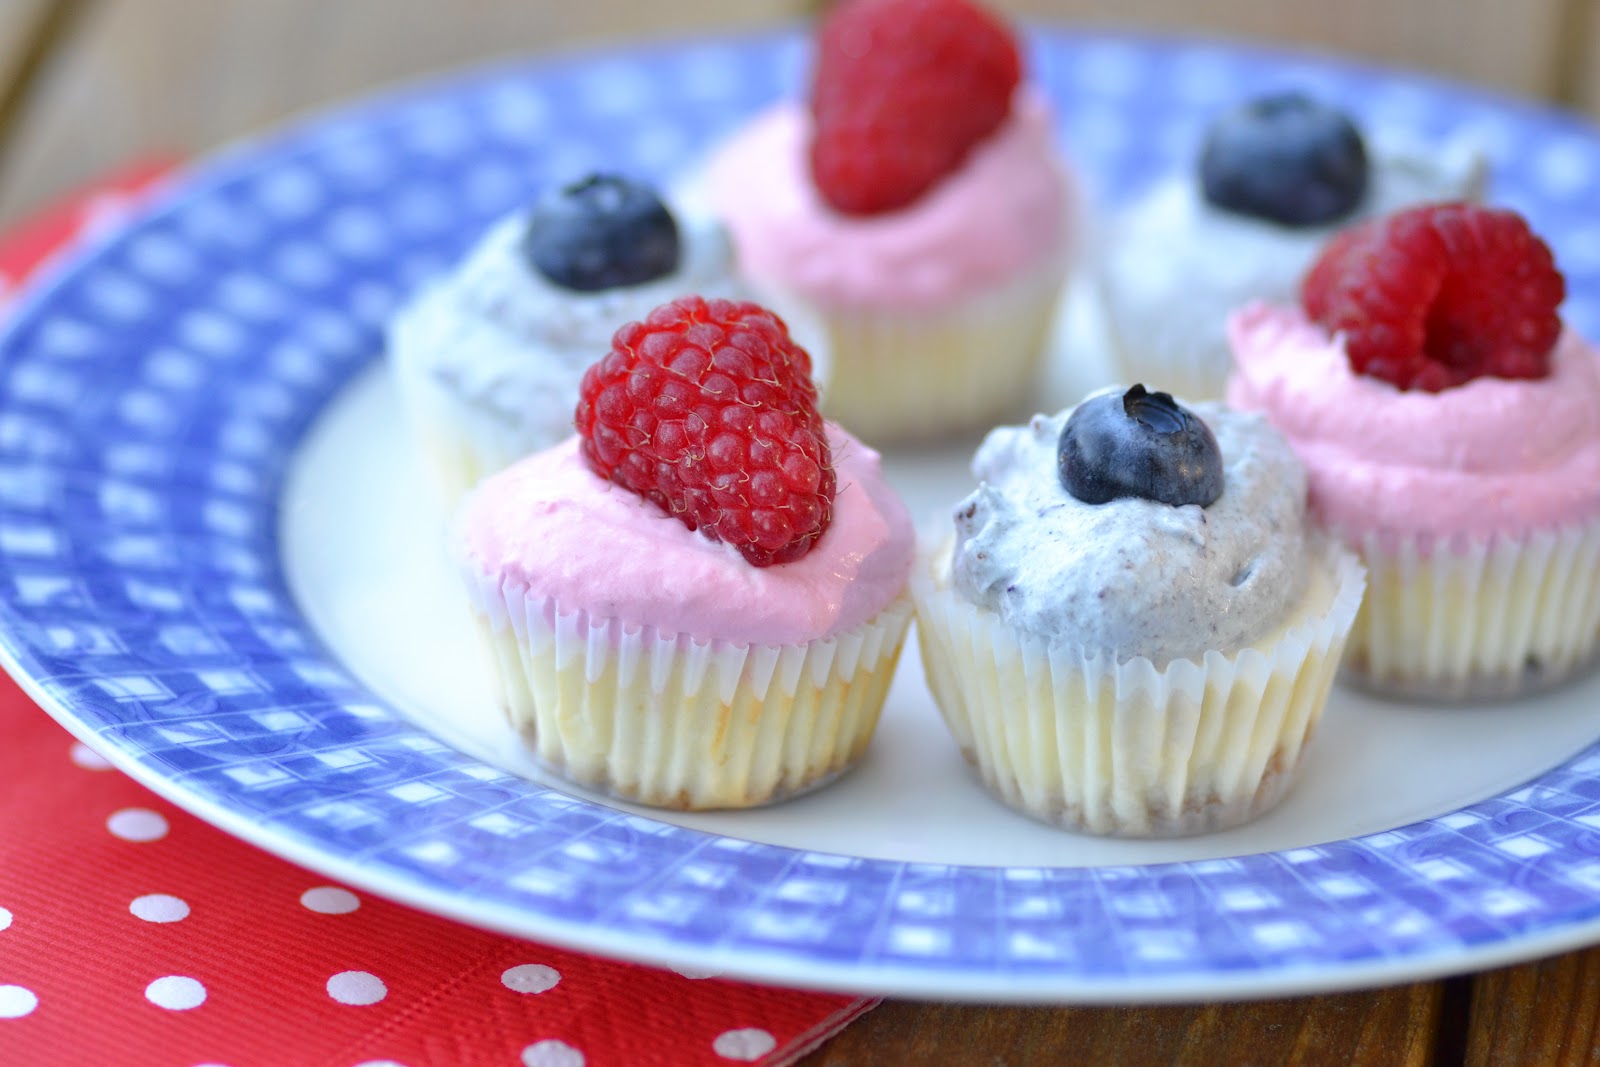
[3,2,1598,1064]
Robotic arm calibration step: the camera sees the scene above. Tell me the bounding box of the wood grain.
[1465,949,1600,1066]
[801,984,1446,1066]
[0,0,77,149]
[0,0,803,224]
[1573,0,1600,116]
[995,0,1571,100]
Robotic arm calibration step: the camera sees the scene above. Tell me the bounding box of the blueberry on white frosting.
[951,397,1309,662]
[1057,385,1223,508]
[522,173,681,292]
[1200,92,1368,227]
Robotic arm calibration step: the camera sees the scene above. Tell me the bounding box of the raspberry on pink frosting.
[455,429,913,646]
[705,90,1072,311]
[1226,303,1600,544]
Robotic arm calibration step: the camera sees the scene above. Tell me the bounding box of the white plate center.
[282,358,1600,869]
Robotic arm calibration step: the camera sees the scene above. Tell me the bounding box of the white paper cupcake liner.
[391,362,530,508]
[910,540,1365,837]
[764,254,1069,444]
[1340,517,1600,700]
[1098,293,1234,406]
[460,566,913,810]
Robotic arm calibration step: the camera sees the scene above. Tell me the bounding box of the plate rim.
[17,653,1600,1004]
[1,26,1600,1002]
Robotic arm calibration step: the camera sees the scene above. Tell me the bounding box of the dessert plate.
[3,30,1600,1002]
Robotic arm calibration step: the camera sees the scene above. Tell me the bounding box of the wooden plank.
[0,0,78,148]
[801,983,1446,1067]
[996,0,1569,101]
[1465,949,1600,1066]
[0,0,803,225]
[1573,0,1600,116]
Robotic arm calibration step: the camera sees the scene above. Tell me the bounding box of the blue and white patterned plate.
[3,30,1600,1002]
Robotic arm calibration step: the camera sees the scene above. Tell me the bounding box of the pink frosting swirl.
[455,428,913,645]
[703,90,1072,311]
[1226,303,1600,543]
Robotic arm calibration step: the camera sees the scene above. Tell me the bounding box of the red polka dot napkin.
[0,169,875,1067]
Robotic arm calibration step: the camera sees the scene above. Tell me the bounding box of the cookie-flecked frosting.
[1099,138,1487,389]
[950,395,1311,666]
[1227,303,1600,543]
[457,427,914,646]
[388,201,739,457]
[704,89,1071,311]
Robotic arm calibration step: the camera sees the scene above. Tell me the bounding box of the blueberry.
[1199,92,1368,227]
[1057,385,1223,508]
[522,174,681,292]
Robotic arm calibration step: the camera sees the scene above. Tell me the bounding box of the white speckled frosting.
[388,199,741,460]
[951,394,1311,666]
[1098,137,1488,398]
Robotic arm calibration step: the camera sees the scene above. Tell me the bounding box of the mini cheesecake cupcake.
[912,386,1364,836]
[704,0,1074,443]
[456,296,914,810]
[1099,93,1486,401]
[389,173,746,504]
[1228,203,1600,699]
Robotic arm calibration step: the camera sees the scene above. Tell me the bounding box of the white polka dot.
[713,1028,777,1061]
[352,1061,408,1067]
[0,906,11,931]
[70,742,113,770]
[108,808,168,842]
[521,1040,585,1067]
[501,964,561,994]
[130,894,190,923]
[300,886,360,914]
[145,975,206,1010]
[327,970,387,1005]
[0,985,37,1018]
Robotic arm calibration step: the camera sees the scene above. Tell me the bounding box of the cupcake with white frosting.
[912,386,1364,836]
[389,173,750,505]
[1098,92,1486,401]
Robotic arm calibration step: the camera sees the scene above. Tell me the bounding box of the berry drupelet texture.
[809,0,1021,215]
[576,296,836,567]
[1302,202,1565,392]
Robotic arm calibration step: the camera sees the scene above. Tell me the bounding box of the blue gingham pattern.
[2,31,1600,999]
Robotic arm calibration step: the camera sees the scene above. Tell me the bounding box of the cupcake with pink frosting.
[455,296,914,809]
[1228,202,1600,699]
[703,0,1074,443]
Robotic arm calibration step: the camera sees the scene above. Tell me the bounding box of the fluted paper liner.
[1341,518,1600,700]
[911,540,1365,837]
[766,255,1068,444]
[461,564,913,810]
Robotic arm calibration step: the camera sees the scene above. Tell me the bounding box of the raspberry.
[809,0,1021,215]
[576,296,835,568]
[1301,203,1565,392]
